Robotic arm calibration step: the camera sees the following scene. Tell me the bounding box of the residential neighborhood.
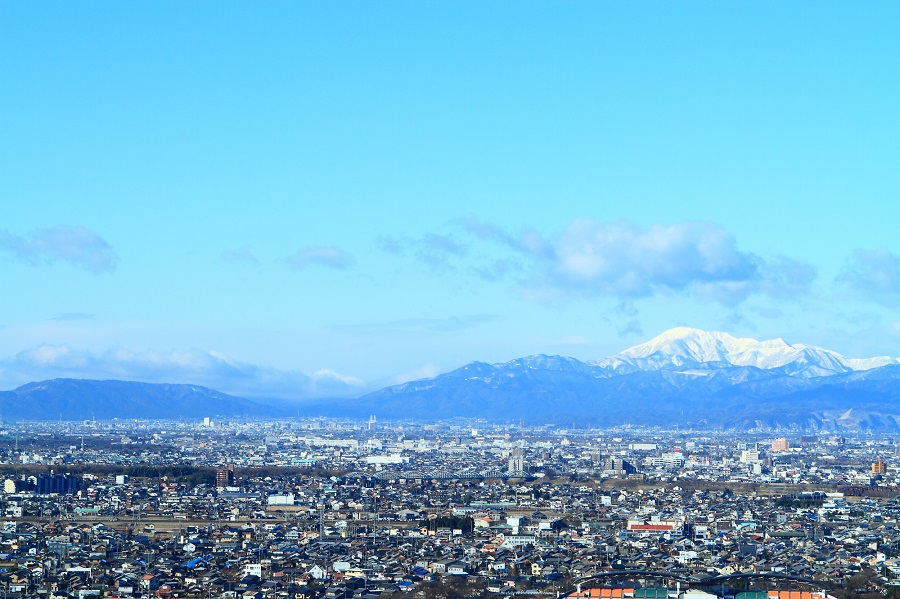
[0,418,899,599]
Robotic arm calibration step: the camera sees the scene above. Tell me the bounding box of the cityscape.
[0,418,899,599]
[3,3,900,599]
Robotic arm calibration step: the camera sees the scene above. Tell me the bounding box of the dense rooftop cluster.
[0,419,899,599]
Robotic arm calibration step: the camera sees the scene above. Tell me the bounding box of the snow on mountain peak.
[598,327,899,377]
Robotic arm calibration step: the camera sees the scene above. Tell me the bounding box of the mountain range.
[4,328,900,430]
[0,379,271,421]
[351,327,900,430]
[597,327,898,375]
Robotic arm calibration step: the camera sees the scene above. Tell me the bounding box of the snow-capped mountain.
[14,328,900,430]
[845,356,900,370]
[597,326,899,378]
[353,327,900,430]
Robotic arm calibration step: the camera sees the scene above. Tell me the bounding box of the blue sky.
[2,2,899,399]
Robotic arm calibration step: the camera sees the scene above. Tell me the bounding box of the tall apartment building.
[216,464,235,488]
[507,448,525,474]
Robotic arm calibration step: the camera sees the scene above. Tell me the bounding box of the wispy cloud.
[50,312,95,321]
[751,306,784,320]
[457,216,548,258]
[377,233,467,273]
[837,248,900,306]
[286,246,355,270]
[0,226,117,273]
[617,319,643,338]
[222,246,261,266]
[613,301,643,338]
[554,335,594,346]
[1,345,365,399]
[337,314,499,333]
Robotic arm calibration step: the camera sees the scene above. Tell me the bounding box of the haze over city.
[2,3,899,400]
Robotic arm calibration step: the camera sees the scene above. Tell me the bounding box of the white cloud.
[456,218,816,306]
[17,345,92,369]
[382,217,817,308]
[392,363,441,385]
[1,345,364,399]
[312,368,366,387]
[0,225,117,273]
[547,220,758,296]
[387,217,815,306]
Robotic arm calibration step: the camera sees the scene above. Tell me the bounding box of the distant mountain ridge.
[0,378,273,421]
[355,328,900,431]
[4,328,900,430]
